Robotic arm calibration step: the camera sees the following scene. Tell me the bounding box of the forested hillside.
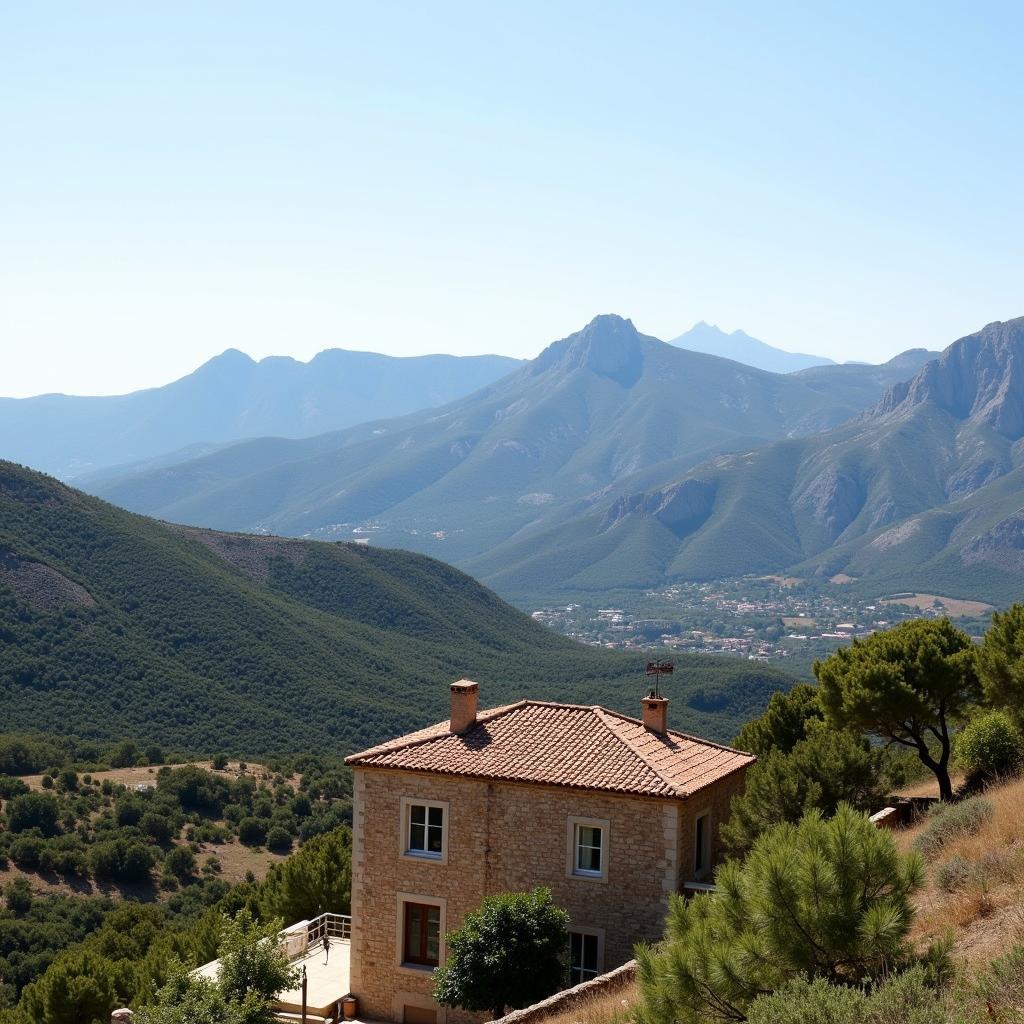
[0,462,794,752]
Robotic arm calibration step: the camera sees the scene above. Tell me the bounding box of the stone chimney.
[450,679,479,734]
[641,692,668,735]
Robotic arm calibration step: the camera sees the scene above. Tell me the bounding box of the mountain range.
[0,461,793,751]
[88,316,938,589]
[475,317,1024,605]
[0,348,522,478]
[670,322,834,373]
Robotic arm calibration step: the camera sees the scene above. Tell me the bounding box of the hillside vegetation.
[0,462,794,753]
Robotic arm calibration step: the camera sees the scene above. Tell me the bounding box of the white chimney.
[450,680,479,734]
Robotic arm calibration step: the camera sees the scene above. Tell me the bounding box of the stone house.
[344,681,754,1024]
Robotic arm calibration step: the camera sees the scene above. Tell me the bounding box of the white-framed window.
[569,928,604,986]
[566,816,609,882]
[400,798,449,863]
[694,810,711,877]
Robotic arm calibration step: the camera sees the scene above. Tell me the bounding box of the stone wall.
[491,959,637,1024]
[349,765,748,1024]
[675,767,747,883]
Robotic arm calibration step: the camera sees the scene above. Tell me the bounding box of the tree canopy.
[815,618,979,800]
[722,722,886,856]
[433,888,569,1018]
[977,603,1024,730]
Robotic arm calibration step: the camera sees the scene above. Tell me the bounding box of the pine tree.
[815,619,979,800]
[636,805,927,1024]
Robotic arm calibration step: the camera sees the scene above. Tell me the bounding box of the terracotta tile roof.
[345,701,754,799]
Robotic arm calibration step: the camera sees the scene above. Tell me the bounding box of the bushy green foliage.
[636,805,927,1024]
[977,603,1024,728]
[745,968,940,1024]
[135,911,297,1024]
[163,846,196,882]
[816,619,980,800]
[722,722,887,855]
[0,776,29,798]
[732,683,824,757]
[911,797,994,860]
[956,710,1024,784]
[434,888,569,1018]
[259,827,351,923]
[5,793,60,836]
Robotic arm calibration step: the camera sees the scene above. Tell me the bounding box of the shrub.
[163,845,196,882]
[266,827,293,853]
[4,877,33,916]
[745,968,940,1024]
[935,853,972,892]
[0,774,29,799]
[238,817,268,846]
[5,792,60,836]
[912,797,994,860]
[110,740,140,768]
[56,769,78,792]
[956,711,1024,784]
[40,774,54,790]
[89,838,156,881]
[145,745,165,766]
[211,753,229,771]
[140,811,175,845]
[9,834,44,869]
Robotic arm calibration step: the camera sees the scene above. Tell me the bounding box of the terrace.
[194,911,353,1024]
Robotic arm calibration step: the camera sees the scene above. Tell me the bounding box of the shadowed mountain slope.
[0,348,522,478]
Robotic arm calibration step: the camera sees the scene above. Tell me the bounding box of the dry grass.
[533,984,637,1024]
[897,774,1024,964]
[879,593,994,617]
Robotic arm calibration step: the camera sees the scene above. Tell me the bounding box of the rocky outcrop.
[529,314,645,388]
[601,478,716,537]
[961,512,1024,570]
[866,317,1024,440]
[793,468,865,539]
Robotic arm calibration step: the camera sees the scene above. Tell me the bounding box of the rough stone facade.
[349,763,748,1024]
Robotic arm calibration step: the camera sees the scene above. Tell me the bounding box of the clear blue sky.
[2,2,1022,397]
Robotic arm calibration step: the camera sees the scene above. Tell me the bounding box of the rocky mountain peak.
[867,316,1024,439]
[530,314,645,386]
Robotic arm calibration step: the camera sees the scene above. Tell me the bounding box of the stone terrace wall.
[492,960,637,1024]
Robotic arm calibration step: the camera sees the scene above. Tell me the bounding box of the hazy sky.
[2,2,1022,398]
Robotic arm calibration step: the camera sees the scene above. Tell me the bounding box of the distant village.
[532,575,994,670]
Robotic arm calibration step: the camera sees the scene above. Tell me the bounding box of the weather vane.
[645,659,674,698]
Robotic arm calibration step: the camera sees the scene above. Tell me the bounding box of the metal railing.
[305,912,351,946]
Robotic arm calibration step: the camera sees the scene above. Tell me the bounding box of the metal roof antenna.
[645,659,674,699]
